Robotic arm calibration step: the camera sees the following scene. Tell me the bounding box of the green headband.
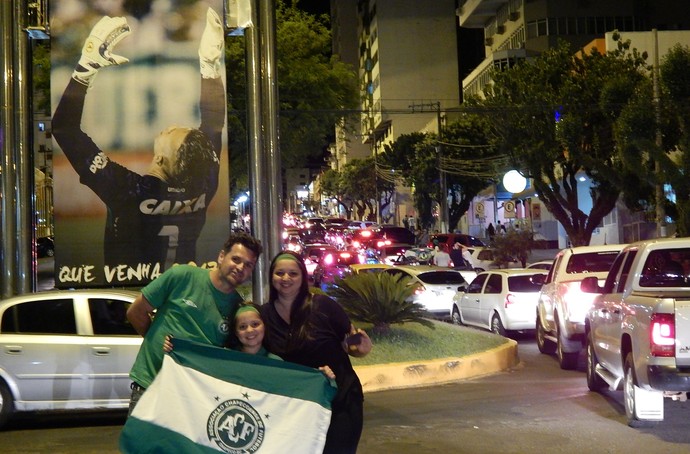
[236,304,260,317]
[276,252,299,263]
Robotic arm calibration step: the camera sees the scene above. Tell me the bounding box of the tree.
[480,40,650,246]
[659,44,690,235]
[319,157,395,221]
[381,121,498,231]
[225,0,359,198]
[489,225,534,267]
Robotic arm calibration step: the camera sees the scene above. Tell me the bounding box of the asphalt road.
[2,333,690,453]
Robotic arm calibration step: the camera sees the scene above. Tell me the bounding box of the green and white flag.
[120,339,337,453]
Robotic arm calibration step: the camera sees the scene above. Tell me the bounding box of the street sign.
[504,201,516,218]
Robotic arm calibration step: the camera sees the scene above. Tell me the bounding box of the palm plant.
[329,272,435,335]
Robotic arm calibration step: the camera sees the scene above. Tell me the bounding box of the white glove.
[199,8,224,79]
[72,16,131,87]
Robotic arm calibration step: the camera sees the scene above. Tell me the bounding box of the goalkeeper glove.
[72,16,131,87]
[199,8,224,79]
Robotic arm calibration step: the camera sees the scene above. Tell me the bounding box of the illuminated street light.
[503,170,527,194]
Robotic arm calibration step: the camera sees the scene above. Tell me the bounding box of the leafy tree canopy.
[225,0,359,196]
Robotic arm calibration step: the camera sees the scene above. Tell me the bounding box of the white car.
[452,269,547,336]
[0,289,141,428]
[383,265,476,318]
[535,243,626,369]
[465,247,521,272]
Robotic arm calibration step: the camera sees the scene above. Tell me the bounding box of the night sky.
[297,0,330,16]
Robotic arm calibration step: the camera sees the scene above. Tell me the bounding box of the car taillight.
[324,254,334,266]
[650,313,675,357]
[504,293,516,308]
[414,286,425,295]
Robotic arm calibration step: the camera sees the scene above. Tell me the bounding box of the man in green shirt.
[126,232,263,413]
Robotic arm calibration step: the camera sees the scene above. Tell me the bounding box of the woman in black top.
[260,251,372,454]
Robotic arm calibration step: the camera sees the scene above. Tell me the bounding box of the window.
[467,274,488,294]
[1,299,76,334]
[484,274,503,294]
[89,298,137,335]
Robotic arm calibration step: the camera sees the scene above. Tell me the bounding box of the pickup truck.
[583,238,690,426]
[534,244,626,369]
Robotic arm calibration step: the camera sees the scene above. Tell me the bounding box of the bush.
[328,272,435,335]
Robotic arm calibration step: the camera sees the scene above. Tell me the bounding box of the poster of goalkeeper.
[51,0,229,287]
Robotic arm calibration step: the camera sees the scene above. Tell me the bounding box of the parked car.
[348,263,391,275]
[312,249,363,291]
[464,247,521,272]
[383,265,476,318]
[376,244,415,265]
[0,289,141,428]
[526,260,553,271]
[428,233,486,251]
[583,238,690,425]
[302,244,338,278]
[534,243,626,369]
[36,236,55,258]
[452,269,548,336]
[371,226,416,248]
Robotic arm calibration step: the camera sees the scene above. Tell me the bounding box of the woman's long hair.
[268,250,314,348]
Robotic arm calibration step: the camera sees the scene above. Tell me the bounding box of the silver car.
[383,265,476,318]
[0,289,141,428]
[452,269,547,336]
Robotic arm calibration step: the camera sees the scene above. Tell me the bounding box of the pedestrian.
[52,9,226,274]
[449,242,465,268]
[125,231,263,414]
[260,251,373,453]
[403,215,409,230]
[487,222,496,240]
[432,245,452,267]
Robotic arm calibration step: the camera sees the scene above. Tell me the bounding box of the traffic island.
[354,339,519,393]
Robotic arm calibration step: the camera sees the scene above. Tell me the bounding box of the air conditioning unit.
[484,37,493,46]
[496,25,505,35]
[509,11,520,21]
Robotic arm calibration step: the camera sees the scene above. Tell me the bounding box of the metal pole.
[15,0,34,293]
[259,0,283,260]
[0,0,17,296]
[245,0,268,302]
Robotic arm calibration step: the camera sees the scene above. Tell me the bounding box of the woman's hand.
[344,325,372,357]
[318,365,336,380]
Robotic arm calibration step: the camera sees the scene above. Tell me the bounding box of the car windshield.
[565,251,620,274]
[507,275,544,292]
[417,271,466,285]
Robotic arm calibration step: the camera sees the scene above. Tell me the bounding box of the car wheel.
[586,332,607,392]
[556,321,579,370]
[623,352,654,427]
[451,305,464,326]
[46,248,55,257]
[536,313,556,354]
[0,380,14,428]
[491,313,506,336]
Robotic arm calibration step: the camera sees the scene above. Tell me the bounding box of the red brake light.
[324,254,335,266]
[361,230,372,238]
[650,313,675,357]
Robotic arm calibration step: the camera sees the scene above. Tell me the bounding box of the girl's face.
[271,259,303,300]
[235,311,265,352]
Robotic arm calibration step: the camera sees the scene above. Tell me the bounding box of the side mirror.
[580,276,601,294]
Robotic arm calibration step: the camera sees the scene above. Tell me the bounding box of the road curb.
[354,338,519,393]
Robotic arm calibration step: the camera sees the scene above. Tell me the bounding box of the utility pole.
[653,29,667,238]
[410,101,448,232]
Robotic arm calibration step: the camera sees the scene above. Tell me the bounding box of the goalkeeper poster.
[50,0,230,288]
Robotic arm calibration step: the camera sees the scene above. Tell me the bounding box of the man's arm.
[127,294,155,336]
